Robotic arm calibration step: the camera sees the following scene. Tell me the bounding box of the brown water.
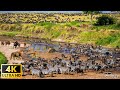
[0,35,77,54]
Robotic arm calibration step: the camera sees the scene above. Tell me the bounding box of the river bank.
[0,21,120,48]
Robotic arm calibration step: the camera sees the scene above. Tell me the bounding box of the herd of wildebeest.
[0,13,98,24]
[1,39,120,78]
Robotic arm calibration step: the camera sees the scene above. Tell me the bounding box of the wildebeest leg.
[15,57,18,60]
[14,46,17,49]
[80,69,84,75]
[95,69,99,74]
[39,71,45,78]
[16,56,22,60]
[14,57,17,60]
[10,55,12,60]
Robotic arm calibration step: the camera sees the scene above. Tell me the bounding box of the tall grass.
[96,32,120,47]
[0,31,19,37]
[0,21,120,48]
[65,21,91,27]
[92,24,120,31]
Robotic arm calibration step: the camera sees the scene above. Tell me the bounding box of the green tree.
[95,15,116,26]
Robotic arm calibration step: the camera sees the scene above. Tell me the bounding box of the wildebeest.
[75,68,84,74]
[10,51,23,60]
[13,41,20,48]
[1,41,4,45]
[24,42,27,47]
[39,70,45,78]
[5,41,10,46]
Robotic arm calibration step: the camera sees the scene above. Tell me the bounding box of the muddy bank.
[0,42,25,64]
[0,35,92,45]
[22,72,120,79]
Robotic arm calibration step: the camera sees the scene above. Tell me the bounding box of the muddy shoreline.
[0,35,115,49]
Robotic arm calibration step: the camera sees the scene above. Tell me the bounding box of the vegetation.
[96,32,120,47]
[0,31,19,37]
[0,52,7,69]
[0,13,120,48]
[95,15,116,26]
[83,11,101,22]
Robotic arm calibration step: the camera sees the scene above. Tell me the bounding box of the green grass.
[96,32,120,47]
[0,52,7,69]
[0,31,19,37]
[36,22,55,26]
[36,22,55,30]
[92,24,120,31]
[77,31,104,41]
[0,21,120,48]
[110,39,120,47]
[65,21,91,27]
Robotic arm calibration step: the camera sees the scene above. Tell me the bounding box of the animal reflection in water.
[10,51,23,60]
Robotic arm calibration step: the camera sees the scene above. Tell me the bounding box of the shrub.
[0,52,7,69]
[95,15,116,26]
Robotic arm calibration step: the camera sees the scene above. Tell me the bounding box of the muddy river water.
[0,35,82,54]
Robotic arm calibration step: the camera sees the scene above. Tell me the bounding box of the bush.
[0,52,7,69]
[95,15,116,26]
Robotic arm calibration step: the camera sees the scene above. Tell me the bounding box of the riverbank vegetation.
[0,13,120,48]
[0,52,7,68]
